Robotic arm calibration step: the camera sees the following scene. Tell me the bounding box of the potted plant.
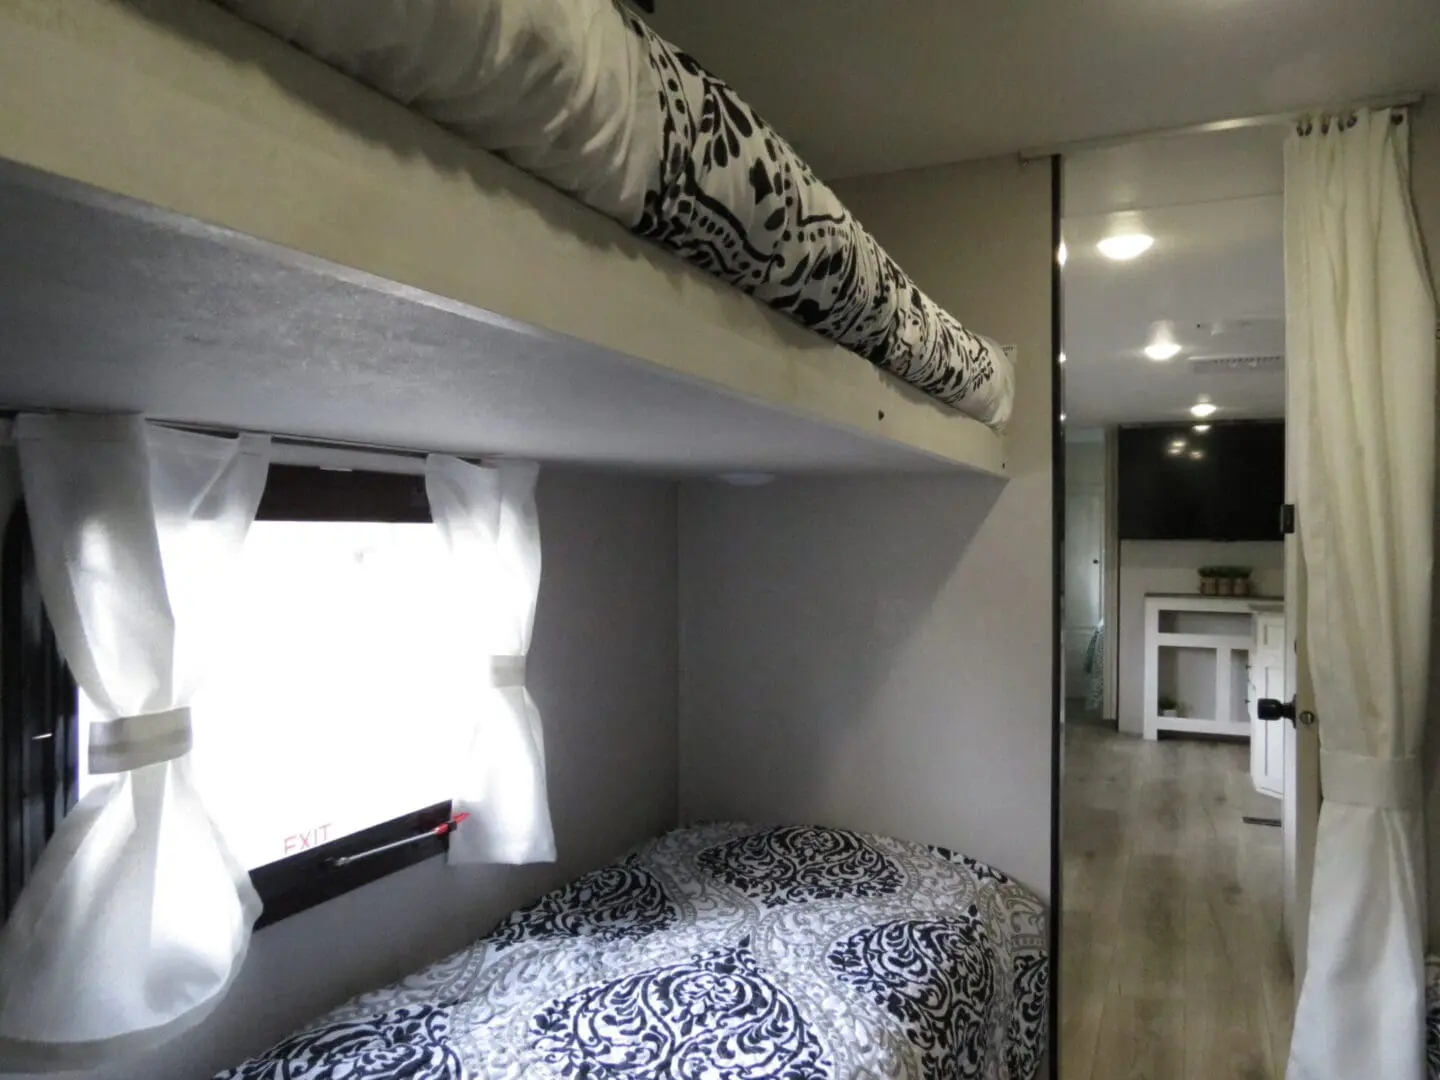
[1217,566,1235,596]
[1209,566,1255,596]
[1158,694,1180,718]
[1232,566,1254,597]
[1198,566,1219,595]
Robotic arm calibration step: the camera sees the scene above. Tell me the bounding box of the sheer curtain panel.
[1285,110,1436,1080]
[0,415,271,1071]
[425,456,554,864]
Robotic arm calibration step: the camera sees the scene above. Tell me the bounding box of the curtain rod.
[1018,91,1425,161]
[0,412,492,471]
[164,422,497,472]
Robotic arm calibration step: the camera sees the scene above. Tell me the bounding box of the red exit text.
[284,823,334,855]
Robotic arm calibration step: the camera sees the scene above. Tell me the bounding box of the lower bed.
[218,824,1048,1080]
[1430,955,1439,1078]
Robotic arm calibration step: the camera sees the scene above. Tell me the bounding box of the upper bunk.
[0,0,1011,477]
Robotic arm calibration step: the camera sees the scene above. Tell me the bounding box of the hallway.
[1060,725,1294,1079]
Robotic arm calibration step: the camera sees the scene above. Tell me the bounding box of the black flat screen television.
[1118,421,1285,541]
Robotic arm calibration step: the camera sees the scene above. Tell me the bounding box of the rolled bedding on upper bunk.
[218,0,1015,430]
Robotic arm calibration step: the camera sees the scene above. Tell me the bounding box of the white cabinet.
[1249,610,1286,798]
[1141,595,1286,766]
[1142,595,1256,741]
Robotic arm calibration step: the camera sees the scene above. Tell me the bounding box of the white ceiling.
[646,0,1440,178]
[0,168,971,475]
[1062,126,1287,425]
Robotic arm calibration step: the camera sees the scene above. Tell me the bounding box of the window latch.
[327,812,470,869]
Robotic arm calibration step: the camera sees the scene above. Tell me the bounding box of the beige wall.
[678,155,1056,896]
[0,467,681,1080]
[1116,540,1285,735]
[1410,104,1440,944]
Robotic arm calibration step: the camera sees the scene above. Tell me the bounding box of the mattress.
[1429,954,1439,1079]
[216,824,1048,1080]
[218,0,1015,430]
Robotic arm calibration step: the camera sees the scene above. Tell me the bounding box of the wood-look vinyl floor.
[1060,724,1293,1080]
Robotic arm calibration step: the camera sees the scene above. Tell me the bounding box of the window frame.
[1,503,79,921]
[1,464,461,928]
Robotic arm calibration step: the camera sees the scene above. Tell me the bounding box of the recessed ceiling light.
[1059,351,1067,365]
[1097,233,1154,261]
[1193,424,1211,433]
[1190,449,1205,460]
[1057,241,1069,267]
[1060,412,1067,423]
[1167,438,1187,455]
[1144,341,1182,362]
[1190,402,1218,419]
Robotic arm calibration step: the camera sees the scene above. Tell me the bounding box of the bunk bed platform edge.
[0,0,1007,476]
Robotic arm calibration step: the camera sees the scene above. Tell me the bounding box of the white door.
[1250,613,1286,797]
[1064,485,1104,696]
[1282,400,1321,977]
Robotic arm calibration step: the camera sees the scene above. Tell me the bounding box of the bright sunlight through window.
[80,521,471,868]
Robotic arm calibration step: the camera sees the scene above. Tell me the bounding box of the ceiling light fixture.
[1097,233,1154,261]
[1190,402,1218,419]
[1190,449,1205,460]
[1144,341,1182,362]
[1057,240,1069,267]
[1059,351,1067,365]
[718,472,775,487]
[1193,424,1211,433]
[1167,439,1187,456]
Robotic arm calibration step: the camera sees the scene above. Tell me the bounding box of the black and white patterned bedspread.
[220,0,1015,429]
[217,824,1048,1080]
[1428,955,1440,1079]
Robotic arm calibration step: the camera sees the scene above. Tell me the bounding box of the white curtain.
[1285,109,1435,1080]
[0,415,270,1071]
[425,455,554,864]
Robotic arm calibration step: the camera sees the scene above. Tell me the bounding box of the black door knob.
[1257,698,1295,722]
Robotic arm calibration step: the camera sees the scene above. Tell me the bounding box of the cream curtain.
[1284,109,1435,1080]
[425,456,554,864]
[0,415,270,1071]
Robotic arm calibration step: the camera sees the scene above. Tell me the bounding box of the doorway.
[1057,126,1294,1078]
[1063,431,1108,727]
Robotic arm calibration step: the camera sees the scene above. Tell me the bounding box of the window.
[6,465,474,926]
[1,505,79,921]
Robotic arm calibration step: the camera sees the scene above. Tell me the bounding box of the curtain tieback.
[88,707,194,774]
[1320,750,1421,810]
[486,655,527,689]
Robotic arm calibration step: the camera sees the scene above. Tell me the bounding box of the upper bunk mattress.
[218,0,1016,430]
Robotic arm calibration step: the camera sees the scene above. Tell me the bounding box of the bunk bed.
[0,0,1014,478]
[217,824,1048,1080]
[0,0,1043,1076]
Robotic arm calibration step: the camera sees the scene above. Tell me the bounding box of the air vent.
[1188,355,1285,375]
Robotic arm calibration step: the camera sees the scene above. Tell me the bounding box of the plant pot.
[1161,708,1179,718]
[1200,578,1218,595]
[1217,578,1234,596]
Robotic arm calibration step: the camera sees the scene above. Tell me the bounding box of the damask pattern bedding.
[1428,955,1439,1078]
[216,824,1048,1080]
[218,0,1015,429]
